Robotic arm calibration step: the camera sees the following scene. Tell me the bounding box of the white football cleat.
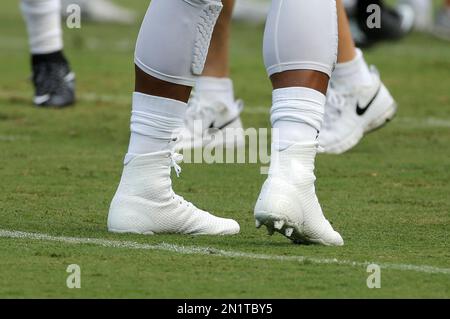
[254,142,344,246]
[108,151,240,235]
[176,97,245,151]
[319,67,397,154]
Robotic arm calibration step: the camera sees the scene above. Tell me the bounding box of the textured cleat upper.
[32,59,75,108]
[254,142,344,246]
[108,151,240,236]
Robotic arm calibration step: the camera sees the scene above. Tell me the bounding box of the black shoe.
[31,51,76,108]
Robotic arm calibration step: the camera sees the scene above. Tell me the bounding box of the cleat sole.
[255,212,340,246]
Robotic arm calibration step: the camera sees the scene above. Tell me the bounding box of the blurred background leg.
[20,0,75,107]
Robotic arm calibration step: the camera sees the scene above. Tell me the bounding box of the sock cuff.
[333,48,364,75]
[271,87,326,133]
[132,92,187,118]
[272,87,326,106]
[335,48,363,70]
[32,50,66,64]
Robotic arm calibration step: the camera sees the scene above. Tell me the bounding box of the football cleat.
[32,58,75,108]
[254,142,344,246]
[319,67,397,154]
[274,220,284,230]
[285,227,294,237]
[108,151,240,236]
[175,96,245,151]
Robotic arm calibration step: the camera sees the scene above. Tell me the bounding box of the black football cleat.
[31,51,76,108]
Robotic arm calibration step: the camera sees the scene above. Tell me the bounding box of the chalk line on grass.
[0,229,449,275]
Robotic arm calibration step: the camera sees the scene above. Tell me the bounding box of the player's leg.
[107,0,240,236]
[20,0,75,107]
[337,0,357,64]
[177,0,244,151]
[254,0,343,246]
[202,0,234,79]
[434,0,450,40]
[319,0,397,154]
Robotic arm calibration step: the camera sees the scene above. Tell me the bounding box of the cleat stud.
[285,227,294,237]
[267,226,274,236]
[255,220,262,229]
[274,220,284,230]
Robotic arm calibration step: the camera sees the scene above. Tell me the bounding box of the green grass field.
[0,1,449,298]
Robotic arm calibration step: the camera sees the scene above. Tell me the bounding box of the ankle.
[126,93,186,163]
[332,49,374,88]
[271,87,325,150]
[32,50,67,65]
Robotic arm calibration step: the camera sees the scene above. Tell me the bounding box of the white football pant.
[135,0,337,86]
[20,0,63,54]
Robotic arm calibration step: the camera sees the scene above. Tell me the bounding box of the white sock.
[271,87,325,151]
[332,49,374,88]
[20,0,63,54]
[125,93,186,163]
[194,76,238,114]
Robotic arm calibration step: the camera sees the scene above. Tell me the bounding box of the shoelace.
[168,151,193,208]
[169,151,183,177]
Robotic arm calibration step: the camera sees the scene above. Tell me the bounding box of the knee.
[135,0,223,86]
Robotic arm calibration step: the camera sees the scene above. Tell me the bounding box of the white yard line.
[1,229,449,275]
[0,135,31,141]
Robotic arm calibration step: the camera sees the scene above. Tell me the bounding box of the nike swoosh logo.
[34,94,50,105]
[356,84,382,116]
[209,114,241,131]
